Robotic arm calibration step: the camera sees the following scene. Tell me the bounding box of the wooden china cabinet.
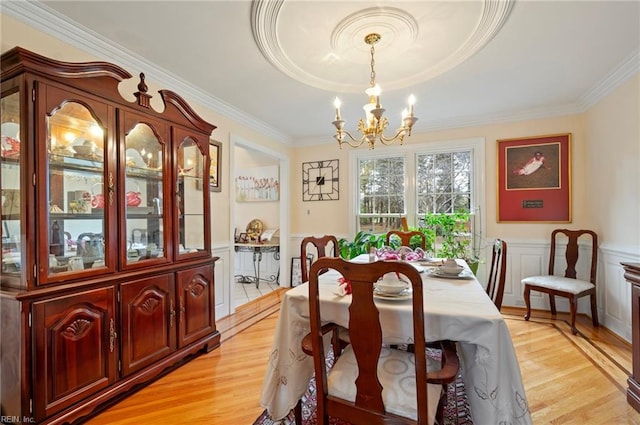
[624,263,640,412]
[0,47,220,424]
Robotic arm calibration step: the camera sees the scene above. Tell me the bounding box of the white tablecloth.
[260,257,532,424]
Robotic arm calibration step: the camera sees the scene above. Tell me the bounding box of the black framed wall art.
[302,159,339,201]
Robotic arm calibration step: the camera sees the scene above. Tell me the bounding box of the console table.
[624,262,640,413]
[234,242,280,288]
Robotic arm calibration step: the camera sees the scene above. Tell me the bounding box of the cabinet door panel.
[173,126,211,260]
[120,274,176,376]
[32,286,116,420]
[37,82,117,284]
[177,264,214,347]
[120,110,172,269]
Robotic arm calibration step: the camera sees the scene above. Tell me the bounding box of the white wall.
[582,74,640,339]
[233,145,280,233]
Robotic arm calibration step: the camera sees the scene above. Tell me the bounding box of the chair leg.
[523,286,531,321]
[436,385,447,424]
[294,399,302,425]
[590,293,599,327]
[549,294,557,315]
[569,296,578,335]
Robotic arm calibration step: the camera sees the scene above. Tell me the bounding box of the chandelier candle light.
[332,33,418,149]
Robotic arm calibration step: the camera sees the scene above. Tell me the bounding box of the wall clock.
[302,159,339,201]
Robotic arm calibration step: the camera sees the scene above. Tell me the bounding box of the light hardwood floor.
[85,291,640,424]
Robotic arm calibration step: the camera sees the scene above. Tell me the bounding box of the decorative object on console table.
[497,133,571,222]
[302,159,339,201]
[246,218,264,242]
[623,262,640,413]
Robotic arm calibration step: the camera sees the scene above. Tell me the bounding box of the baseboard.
[217,288,286,341]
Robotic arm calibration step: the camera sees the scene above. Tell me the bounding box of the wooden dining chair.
[385,230,427,250]
[300,235,338,283]
[486,239,507,310]
[523,229,599,335]
[302,257,459,425]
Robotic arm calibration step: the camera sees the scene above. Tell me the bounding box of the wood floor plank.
[84,303,640,424]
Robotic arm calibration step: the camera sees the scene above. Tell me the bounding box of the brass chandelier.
[332,33,418,149]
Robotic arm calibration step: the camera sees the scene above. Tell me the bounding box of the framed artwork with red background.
[497,133,571,222]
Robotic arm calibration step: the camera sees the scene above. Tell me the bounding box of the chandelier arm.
[378,128,409,145]
[335,130,366,148]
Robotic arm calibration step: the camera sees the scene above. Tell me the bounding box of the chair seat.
[522,275,594,294]
[327,345,441,424]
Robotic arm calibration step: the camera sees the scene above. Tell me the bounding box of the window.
[358,156,405,232]
[417,151,472,215]
[351,138,483,235]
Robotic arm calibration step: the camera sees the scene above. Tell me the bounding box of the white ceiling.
[4,1,639,146]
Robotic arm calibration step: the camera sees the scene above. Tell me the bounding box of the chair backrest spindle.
[486,239,507,310]
[300,235,339,283]
[385,230,427,250]
[549,229,598,284]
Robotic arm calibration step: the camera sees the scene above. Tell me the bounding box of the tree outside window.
[358,156,405,233]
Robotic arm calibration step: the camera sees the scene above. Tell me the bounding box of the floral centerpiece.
[375,246,427,262]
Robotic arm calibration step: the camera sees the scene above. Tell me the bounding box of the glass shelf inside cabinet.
[46,101,106,275]
[1,90,22,276]
[125,123,165,264]
[176,137,205,255]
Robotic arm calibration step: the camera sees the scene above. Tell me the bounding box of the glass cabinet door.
[1,89,22,282]
[123,118,168,266]
[44,94,110,280]
[176,135,207,257]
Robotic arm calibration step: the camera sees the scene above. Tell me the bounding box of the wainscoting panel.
[212,246,231,320]
[502,241,548,309]
[599,246,638,342]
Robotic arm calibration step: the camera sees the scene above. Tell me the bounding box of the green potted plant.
[423,210,481,274]
[338,231,387,260]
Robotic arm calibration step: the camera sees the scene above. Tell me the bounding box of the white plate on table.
[407,262,425,273]
[429,268,475,280]
[373,287,412,301]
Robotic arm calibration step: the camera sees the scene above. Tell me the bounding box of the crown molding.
[577,49,640,111]
[2,1,291,145]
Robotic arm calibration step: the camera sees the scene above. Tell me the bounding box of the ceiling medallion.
[250,1,514,92]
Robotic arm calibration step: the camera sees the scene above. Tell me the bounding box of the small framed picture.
[497,133,571,222]
[291,257,303,287]
[209,140,222,192]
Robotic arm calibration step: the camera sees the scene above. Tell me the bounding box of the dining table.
[260,255,533,424]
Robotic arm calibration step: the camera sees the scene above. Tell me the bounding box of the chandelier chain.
[369,44,376,88]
